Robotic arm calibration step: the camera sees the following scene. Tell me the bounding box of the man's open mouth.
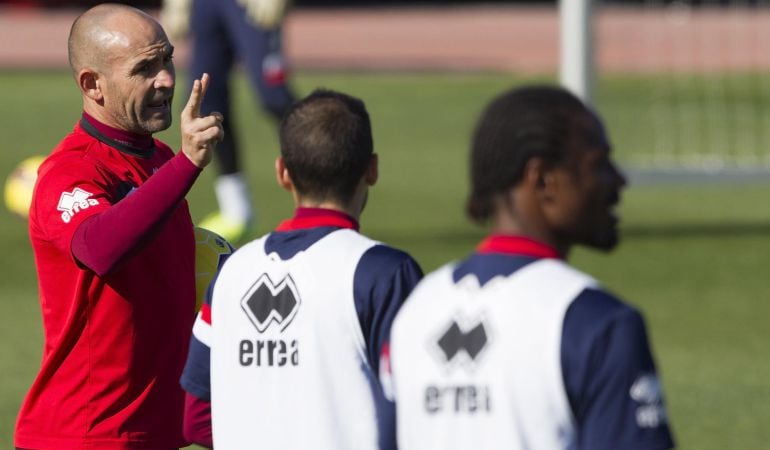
[147,99,170,110]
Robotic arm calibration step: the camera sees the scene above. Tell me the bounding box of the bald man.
[14,4,223,449]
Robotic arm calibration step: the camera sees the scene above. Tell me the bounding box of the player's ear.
[523,157,545,189]
[364,153,378,186]
[275,156,294,191]
[78,68,103,103]
[524,156,558,201]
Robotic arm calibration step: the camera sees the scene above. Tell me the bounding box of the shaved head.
[68,3,176,134]
[68,4,163,76]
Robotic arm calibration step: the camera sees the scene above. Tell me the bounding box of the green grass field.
[2,70,770,448]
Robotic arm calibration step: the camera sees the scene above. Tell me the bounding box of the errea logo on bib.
[57,187,99,223]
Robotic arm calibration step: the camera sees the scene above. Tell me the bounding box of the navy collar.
[79,112,157,158]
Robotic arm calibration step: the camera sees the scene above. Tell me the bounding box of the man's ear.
[524,157,559,201]
[522,157,546,189]
[364,153,379,186]
[275,156,294,191]
[78,69,103,102]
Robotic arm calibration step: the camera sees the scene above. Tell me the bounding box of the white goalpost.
[560,0,770,176]
[559,0,594,106]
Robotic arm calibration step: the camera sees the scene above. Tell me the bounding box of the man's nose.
[155,68,175,89]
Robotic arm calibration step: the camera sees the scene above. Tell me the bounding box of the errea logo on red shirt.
[57,187,99,223]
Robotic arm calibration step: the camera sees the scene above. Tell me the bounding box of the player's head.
[277,89,377,211]
[467,85,627,254]
[68,3,175,135]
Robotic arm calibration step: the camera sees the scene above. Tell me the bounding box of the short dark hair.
[279,89,374,204]
[466,85,590,223]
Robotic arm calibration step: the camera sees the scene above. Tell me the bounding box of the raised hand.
[181,73,224,168]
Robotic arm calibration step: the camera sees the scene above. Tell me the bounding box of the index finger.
[183,73,210,120]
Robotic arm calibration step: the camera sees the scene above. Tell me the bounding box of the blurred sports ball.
[4,155,45,219]
[194,226,235,310]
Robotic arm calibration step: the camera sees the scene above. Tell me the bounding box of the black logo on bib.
[438,321,488,363]
[432,316,490,371]
[241,274,300,332]
[427,316,493,413]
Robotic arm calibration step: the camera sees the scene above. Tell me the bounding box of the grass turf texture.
[1,70,770,448]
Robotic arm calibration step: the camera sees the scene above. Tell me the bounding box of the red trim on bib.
[477,235,561,259]
[199,303,212,325]
[275,208,359,232]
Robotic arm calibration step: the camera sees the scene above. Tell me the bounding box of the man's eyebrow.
[130,55,156,72]
[163,45,175,57]
[130,45,174,72]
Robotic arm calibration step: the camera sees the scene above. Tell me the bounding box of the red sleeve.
[184,391,213,448]
[71,152,201,275]
[31,151,115,256]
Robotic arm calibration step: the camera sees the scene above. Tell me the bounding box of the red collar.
[275,208,360,232]
[477,235,562,259]
[82,112,155,150]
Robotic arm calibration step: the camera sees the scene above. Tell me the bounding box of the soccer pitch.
[1,71,769,448]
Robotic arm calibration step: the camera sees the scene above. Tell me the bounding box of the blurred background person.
[382,85,675,450]
[162,0,297,243]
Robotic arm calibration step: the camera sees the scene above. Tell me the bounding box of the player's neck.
[491,190,571,259]
[295,199,360,222]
